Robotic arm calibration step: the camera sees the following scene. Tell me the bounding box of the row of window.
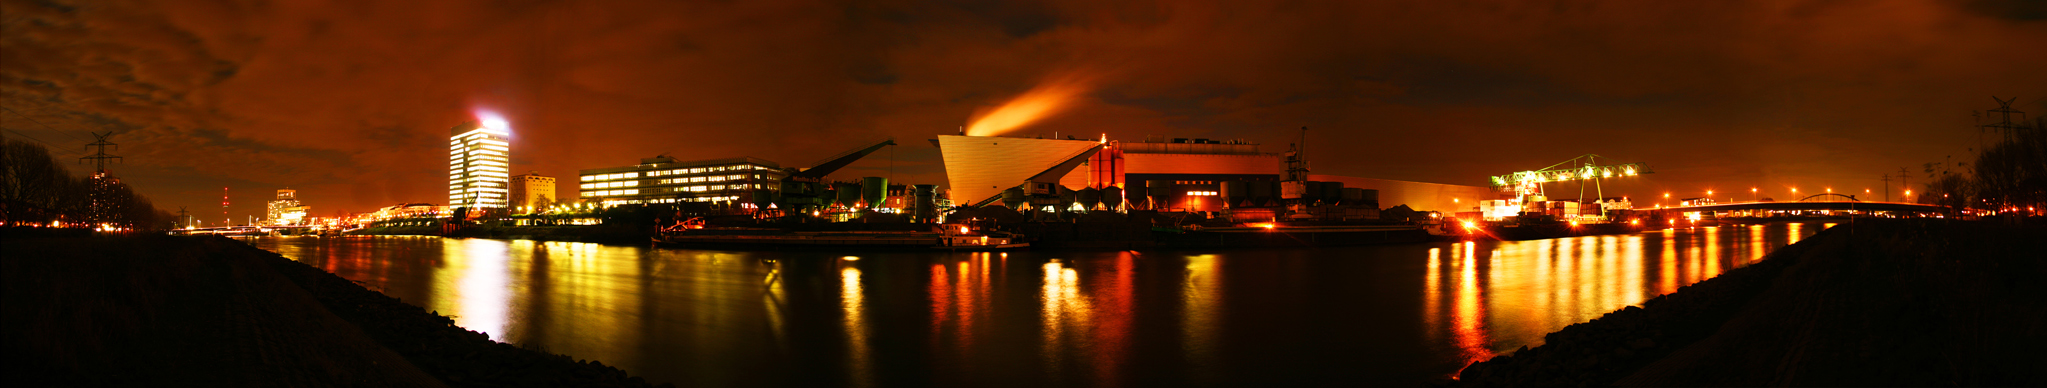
[585,172,638,181]
[1186,191,1219,196]
[601,195,745,206]
[643,165,774,177]
[583,181,639,190]
[581,165,777,182]
[658,174,754,184]
[581,184,767,197]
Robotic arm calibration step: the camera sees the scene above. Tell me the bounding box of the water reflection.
[841,264,870,388]
[450,239,509,340]
[243,222,1823,387]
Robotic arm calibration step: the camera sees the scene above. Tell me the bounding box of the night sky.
[3,0,2043,217]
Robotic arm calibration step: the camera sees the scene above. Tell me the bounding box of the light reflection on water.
[245,222,1823,387]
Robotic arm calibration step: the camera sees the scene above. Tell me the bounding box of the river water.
[244,222,1825,387]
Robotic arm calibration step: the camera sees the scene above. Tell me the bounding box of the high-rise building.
[449,121,511,209]
[509,171,557,212]
[266,189,309,225]
[578,156,785,206]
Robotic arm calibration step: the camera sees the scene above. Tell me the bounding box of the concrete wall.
[1310,175,1499,214]
[1123,152,1280,175]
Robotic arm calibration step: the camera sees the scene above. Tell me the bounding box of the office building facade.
[579,156,786,206]
[265,189,309,225]
[449,121,511,208]
[509,172,556,211]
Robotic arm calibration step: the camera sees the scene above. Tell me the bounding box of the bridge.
[171,225,322,236]
[1659,197,1950,216]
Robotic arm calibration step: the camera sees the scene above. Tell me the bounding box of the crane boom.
[790,138,897,180]
[1489,154,1651,188]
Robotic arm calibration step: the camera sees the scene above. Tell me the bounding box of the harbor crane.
[1488,154,1652,204]
[777,137,897,213]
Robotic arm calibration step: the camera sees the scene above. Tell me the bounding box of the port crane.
[1488,154,1652,205]
[776,137,897,214]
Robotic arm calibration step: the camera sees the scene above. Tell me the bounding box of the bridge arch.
[1797,193,1860,202]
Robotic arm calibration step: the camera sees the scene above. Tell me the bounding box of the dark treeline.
[1,139,174,230]
[1922,116,2047,214]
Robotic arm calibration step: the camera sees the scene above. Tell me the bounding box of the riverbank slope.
[2,234,668,387]
[1447,219,2046,387]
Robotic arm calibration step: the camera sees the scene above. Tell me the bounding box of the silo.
[834,182,861,208]
[1222,181,1249,208]
[1101,186,1125,209]
[1076,187,1101,210]
[1358,189,1379,207]
[861,177,888,209]
[912,184,938,221]
[1001,187,1027,209]
[1341,187,1363,203]
[1145,179,1172,207]
[1301,181,1325,202]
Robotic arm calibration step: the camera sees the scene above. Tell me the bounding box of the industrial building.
[935,133,1494,217]
[578,156,786,206]
[508,171,557,212]
[448,121,511,209]
[936,134,1282,213]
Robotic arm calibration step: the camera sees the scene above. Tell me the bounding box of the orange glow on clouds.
[964,71,1096,136]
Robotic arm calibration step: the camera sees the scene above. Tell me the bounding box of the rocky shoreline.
[1440,219,2046,387]
[3,233,670,387]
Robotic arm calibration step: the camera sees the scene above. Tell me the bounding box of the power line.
[0,106,98,144]
[1,127,85,156]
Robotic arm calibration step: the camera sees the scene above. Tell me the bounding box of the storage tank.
[1001,187,1027,209]
[1102,186,1125,209]
[1358,189,1379,206]
[860,177,888,209]
[1322,181,1345,204]
[1222,181,1249,208]
[834,182,861,208]
[1076,187,1101,210]
[1301,182,1325,201]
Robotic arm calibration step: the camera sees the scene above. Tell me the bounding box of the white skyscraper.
[449,119,511,209]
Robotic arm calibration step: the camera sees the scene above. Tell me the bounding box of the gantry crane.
[1488,154,1652,204]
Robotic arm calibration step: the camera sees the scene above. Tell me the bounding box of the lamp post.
[1752,188,1758,202]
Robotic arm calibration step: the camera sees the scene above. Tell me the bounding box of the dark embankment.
[1448,219,2047,387]
[3,234,669,387]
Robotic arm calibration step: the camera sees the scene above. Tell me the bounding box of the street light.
[1751,187,1758,202]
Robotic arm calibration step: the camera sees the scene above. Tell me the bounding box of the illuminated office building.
[449,120,511,208]
[265,188,309,225]
[579,156,785,206]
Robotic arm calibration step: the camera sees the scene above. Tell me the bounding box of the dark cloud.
[2,0,2042,218]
